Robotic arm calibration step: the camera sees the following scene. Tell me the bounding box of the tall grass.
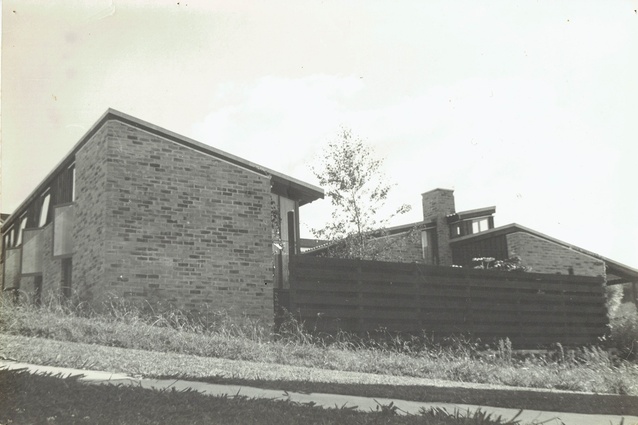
[1,296,637,395]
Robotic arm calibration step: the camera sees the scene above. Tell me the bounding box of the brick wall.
[367,232,424,263]
[422,189,455,266]
[36,224,63,303]
[73,124,110,302]
[506,231,605,277]
[97,120,273,322]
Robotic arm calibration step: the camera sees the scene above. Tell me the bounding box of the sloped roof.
[3,109,324,228]
[450,223,638,284]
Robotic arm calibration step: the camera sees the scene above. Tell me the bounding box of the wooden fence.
[278,255,609,348]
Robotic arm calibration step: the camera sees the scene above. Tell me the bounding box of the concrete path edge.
[1,360,637,425]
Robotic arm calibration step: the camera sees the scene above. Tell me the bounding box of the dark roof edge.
[451,223,638,280]
[3,109,324,228]
[447,206,496,223]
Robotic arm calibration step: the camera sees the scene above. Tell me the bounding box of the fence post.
[288,255,296,317]
[415,263,423,331]
[357,260,364,335]
[465,272,474,337]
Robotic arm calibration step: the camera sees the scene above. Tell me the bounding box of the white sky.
[2,0,637,267]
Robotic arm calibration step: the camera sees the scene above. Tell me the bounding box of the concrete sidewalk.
[2,360,636,425]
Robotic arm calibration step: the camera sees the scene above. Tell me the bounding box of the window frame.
[15,215,28,247]
[38,191,51,227]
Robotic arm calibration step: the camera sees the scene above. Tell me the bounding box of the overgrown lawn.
[1,299,637,397]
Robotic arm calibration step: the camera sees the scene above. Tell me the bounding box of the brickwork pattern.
[41,224,62,303]
[506,231,605,277]
[422,189,455,266]
[73,125,110,302]
[99,121,273,322]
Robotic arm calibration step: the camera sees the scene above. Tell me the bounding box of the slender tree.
[312,128,410,259]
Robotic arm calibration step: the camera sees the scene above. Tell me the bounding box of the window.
[471,218,489,234]
[39,192,51,227]
[71,165,76,201]
[4,227,14,249]
[421,230,429,261]
[15,216,28,246]
[61,258,72,299]
[421,230,438,265]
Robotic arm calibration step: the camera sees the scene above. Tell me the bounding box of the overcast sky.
[2,0,637,267]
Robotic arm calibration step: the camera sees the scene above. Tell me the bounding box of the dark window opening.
[61,258,72,299]
[4,227,14,249]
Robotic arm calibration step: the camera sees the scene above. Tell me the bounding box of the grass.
[3,334,638,416]
[1,297,637,399]
[0,368,528,425]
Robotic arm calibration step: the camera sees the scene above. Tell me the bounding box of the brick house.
[307,188,638,299]
[1,109,323,323]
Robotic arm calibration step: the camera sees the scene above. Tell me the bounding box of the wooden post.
[357,260,364,335]
[276,252,284,289]
[287,211,296,256]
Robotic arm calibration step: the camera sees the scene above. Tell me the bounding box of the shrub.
[609,302,638,360]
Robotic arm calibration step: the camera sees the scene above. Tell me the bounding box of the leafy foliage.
[470,256,531,272]
[609,302,638,361]
[312,128,410,259]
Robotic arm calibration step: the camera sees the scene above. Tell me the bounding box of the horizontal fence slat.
[293,275,604,295]
[287,255,608,348]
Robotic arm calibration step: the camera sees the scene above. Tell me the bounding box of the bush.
[609,302,638,360]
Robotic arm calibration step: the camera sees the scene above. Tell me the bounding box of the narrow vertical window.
[70,164,76,202]
[39,192,51,227]
[421,230,429,262]
[16,215,28,246]
[61,258,72,299]
[5,227,14,248]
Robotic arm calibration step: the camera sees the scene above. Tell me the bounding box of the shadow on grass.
[152,373,638,416]
[1,368,527,425]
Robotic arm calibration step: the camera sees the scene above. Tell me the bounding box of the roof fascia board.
[447,206,496,223]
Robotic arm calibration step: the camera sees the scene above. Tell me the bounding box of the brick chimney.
[422,188,455,266]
